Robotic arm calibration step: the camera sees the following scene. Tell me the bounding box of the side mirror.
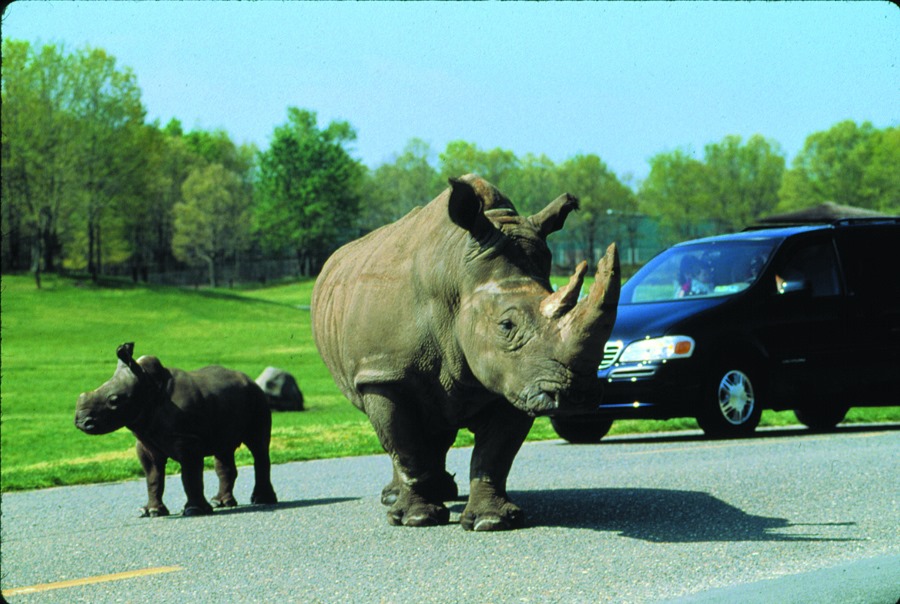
[776,276,809,295]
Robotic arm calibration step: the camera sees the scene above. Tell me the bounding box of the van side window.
[837,228,900,301]
[777,242,840,297]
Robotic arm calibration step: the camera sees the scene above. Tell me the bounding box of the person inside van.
[677,255,714,298]
[746,255,765,282]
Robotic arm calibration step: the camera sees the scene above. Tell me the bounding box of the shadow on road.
[588,422,900,446]
[166,497,359,519]
[507,488,858,543]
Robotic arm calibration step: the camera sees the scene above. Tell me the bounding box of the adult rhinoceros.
[311,174,619,531]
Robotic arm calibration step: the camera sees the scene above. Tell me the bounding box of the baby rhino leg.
[137,440,170,518]
[180,455,213,516]
[211,450,239,508]
[244,408,277,505]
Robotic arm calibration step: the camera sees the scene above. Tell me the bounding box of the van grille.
[599,340,623,370]
[609,366,658,381]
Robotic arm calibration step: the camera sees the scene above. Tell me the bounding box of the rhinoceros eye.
[498,318,516,336]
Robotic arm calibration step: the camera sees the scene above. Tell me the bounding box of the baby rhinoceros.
[74,343,277,517]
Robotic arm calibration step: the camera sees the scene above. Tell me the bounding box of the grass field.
[2,273,897,493]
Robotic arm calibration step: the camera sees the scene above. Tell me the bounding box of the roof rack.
[831,216,900,226]
[742,222,827,232]
[743,216,899,231]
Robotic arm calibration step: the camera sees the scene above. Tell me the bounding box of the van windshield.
[622,239,778,304]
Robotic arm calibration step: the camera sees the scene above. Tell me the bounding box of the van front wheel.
[697,366,762,438]
[550,415,614,444]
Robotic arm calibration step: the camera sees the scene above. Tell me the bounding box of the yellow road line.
[3,566,183,597]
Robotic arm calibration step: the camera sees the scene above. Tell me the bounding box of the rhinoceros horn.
[557,243,620,364]
[530,193,580,239]
[541,260,588,320]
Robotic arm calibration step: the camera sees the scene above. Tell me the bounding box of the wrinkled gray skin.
[74,343,277,517]
[311,175,619,531]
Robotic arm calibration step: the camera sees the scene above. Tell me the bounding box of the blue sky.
[3,1,897,180]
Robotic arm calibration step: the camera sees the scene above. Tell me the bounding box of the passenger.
[677,256,713,298]
[737,255,766,283]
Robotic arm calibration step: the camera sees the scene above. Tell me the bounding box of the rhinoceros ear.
[530,193,579,239]
[116,342,146,379]
[116,342,136,363]
[447,177,495,242]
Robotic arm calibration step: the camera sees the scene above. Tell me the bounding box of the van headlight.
[619,336,695,363]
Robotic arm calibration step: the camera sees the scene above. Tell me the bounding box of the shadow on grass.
[49,273,308,310]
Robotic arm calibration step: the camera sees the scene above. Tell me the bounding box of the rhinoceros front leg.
[380,429,458,506]
[136,440,170,518]
[179,454,213,516]
[462,401,533,531]
[363,387,455,527]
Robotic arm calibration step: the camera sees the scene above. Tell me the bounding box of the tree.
[1,40,77,286]
[778,120,894,212]
[1,39,35,274]
[254,108,364,275]
[66,46,147,281]
[1,40,150,285]
[119,122,180,281]
[862,127,900,214]
[133,120,253,279]
[639,149,713,244]
[363,138,442,231]
[178,126,257,277]
[556,154,637,263]
[172,163,248,287]
[438,141,520,190]
[500,153,560,217]
[704,135,785,230]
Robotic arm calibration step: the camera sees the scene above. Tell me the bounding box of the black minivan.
[551,218,900,442]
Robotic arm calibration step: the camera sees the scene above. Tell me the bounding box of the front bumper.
[595,360,704,419]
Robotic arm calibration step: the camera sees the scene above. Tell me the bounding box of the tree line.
[3,40,897,288]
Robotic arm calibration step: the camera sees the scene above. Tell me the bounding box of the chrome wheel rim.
[717,370,755,425]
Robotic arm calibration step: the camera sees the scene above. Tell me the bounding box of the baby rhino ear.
[116,342,136,364]
[116,342,147,381]
[529,193,579,240]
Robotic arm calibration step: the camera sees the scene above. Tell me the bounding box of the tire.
[794,404,848,431]
[550,415,614,444]
[697,365,762,438]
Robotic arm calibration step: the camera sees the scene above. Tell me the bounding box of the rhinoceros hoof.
[461,505,525,532]
[250,488,278,505]
[182,504,213,517]
[387,502,450,527]
[139,505,170,518]
[424,472,459,502]
[211,496,238,509]
[381,472,458,506]
[381,486,399,506]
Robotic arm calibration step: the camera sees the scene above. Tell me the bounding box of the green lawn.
[1,273,896,493]
[1,273,372,491]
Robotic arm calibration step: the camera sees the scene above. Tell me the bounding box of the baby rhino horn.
[541,261,588,319]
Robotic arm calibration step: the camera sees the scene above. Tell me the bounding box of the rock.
[255,367,304,411]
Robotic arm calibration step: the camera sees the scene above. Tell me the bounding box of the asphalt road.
[2,425,898,603]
